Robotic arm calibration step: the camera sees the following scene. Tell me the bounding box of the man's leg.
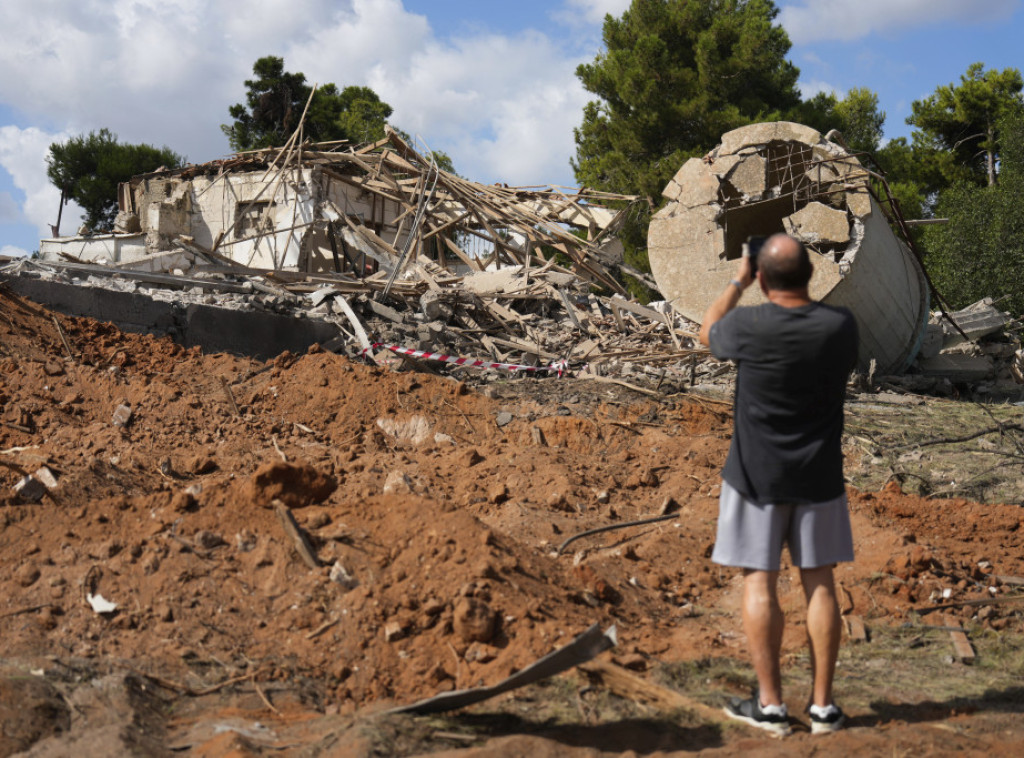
[742,569,784,705]
[800,565,841,707]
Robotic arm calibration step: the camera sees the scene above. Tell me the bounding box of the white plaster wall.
[39,234,147,264]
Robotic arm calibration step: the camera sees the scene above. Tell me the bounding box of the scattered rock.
[247,461,337,508]
[13,476,46,503]
[384,621,406,643]
[453,597,497,643]
[0,677,71,755]
[383,471,415,494]
[193,530,225,550]
[329,562,359,590]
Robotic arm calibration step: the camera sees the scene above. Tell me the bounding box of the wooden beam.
[579,660,727,725]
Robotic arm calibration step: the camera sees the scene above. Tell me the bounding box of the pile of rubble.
[7,121,1022,399]
[2,254,709,393]
[880,298,1024,398]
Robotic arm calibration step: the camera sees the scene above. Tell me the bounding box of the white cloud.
[0,126,85,239]
[1,245,29,258]
[0,0,603,247]
[779,0,1019,44]
[559,0,631,26]
[798,79,839,99]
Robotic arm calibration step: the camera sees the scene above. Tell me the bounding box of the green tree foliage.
[222,57,454,172]
[222,57,395,151]
[797,87,885,154]
[923,109,1024,314]
[46,129,184,231]
[572,0,800,292]
[908,62,1024,188]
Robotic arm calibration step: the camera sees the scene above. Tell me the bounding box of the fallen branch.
[896,422,1023,450]
[557,513,677,555]
[0,603,53,619]
[274,499,320,569]
[219,376,241,416]
[52,316,76,363]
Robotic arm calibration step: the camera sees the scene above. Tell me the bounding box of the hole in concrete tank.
[720,196,798,262]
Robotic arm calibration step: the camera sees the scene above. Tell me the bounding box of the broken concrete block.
[377,415,432,446]
[420,290,452,321]
[846,187,872,218]
[383,471,415,495]
[495,411,514,428]
[329,561,359,590]
[917,354,994,382]
[708,154,742,179]
[783,202,850,244]
[724,154,767,197]
[940,301,1011,347]
[112,404,133,428]
[718,121,822,156]
[32,466,58,490]
[666,158,719,209]
[13,476,47,503]
[661,179,683,202]
[308,287,339,307]
[384,621,406,642]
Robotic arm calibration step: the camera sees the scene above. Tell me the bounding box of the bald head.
[759,234,812,292]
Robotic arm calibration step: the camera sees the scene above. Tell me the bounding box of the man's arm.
[698,256,753,347]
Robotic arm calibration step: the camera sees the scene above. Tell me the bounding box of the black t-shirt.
[709,301,858,505]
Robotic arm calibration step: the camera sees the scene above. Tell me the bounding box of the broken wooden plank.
[844,615,868,642]
[274,500,320,570]
[332,295,373,353]
[578,659,727,724]
[942,614,975,663]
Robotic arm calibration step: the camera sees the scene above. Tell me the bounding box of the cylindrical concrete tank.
[648,121,928,374]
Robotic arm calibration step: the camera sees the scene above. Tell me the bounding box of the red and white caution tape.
[362,342,568,376]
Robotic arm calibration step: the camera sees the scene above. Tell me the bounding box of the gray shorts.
[711,480,854,571]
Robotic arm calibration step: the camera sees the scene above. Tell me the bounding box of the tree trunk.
[988,123,997,186]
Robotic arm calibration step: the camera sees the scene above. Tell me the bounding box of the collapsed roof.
[648,121,930,374]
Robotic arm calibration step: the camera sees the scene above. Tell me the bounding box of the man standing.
[698,233,858,737]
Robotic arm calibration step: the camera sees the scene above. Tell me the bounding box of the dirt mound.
[1,285,1023,755]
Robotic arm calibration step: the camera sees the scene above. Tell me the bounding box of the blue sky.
[1,0,1021,256]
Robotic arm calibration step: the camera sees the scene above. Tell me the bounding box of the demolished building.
[40,129,638,295]
[647,121,930,374]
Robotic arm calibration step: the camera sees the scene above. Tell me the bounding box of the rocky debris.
[0,676,71,755]
[453,597,498,643]
[0,279,1022,753]
[246,461,336,508]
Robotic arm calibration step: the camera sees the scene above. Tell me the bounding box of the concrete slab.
[783,202,851,244]
[718,122,822,156]
[725,154,766,197]
[665,158,719,209]
[846,187,872,218]
[708,155,742,178]
[3,275,338,361]
[918,354,994,382]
